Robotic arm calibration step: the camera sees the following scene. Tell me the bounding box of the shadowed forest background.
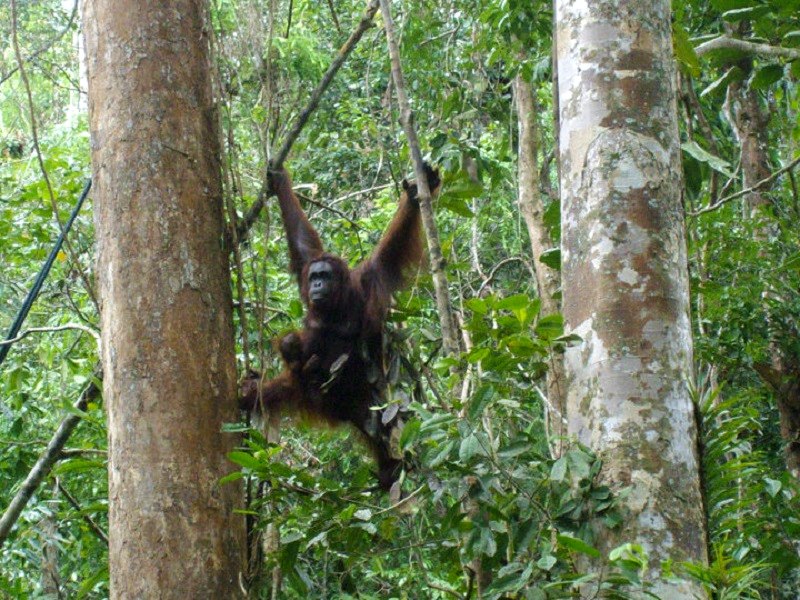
[1,0,800,598]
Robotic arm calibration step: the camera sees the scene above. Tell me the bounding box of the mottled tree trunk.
[83,0,245,597]
[555,0,708,595]
[513,74,567,454]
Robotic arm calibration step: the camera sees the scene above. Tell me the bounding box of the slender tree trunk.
[379,0,460,359]
[726,54,800,479]
[40,483,60,599]
[555,1,708,595]
[513,74,566,454]
[83,0,244,597]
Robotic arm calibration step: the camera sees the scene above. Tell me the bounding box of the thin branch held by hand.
[237,0,381,241]
[379,0,460,358]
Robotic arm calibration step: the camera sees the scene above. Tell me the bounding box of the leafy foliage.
[1,0,800,597]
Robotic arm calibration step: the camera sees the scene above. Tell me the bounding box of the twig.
[379,0,460,358]
[476,256,535,297]
[237,0,381,240]
[0,324,100,348]
[57,481,108,545]
[326,0,342,34]
[694,35,800,61]
[285,0,294,38]
[272,0,380,168]
[0,377,101,545]
[691,154,800,216]
[0,0,78,86]
[332,183,391,203]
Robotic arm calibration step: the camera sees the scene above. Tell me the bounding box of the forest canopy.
[1,0,800,598]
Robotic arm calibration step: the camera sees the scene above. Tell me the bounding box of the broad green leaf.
[465,297,488,314]
[681,141,734,178]
[557,534,601,558]
[535,314,564,341]
[751,64,784,90]
[537,554,557,571]
[550,456,567,482]
[459,433,483,462]
[673,23,701,76]
[539,247,561,271]
[699,66,745,99]
[468,384,495,419]
[496,294,530,311]
[227,451,264,471]
[722,6,770,21]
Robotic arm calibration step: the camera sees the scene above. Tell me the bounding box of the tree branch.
[0,377,101,546]
[691,154,800,216]
[57,481,108,545]
[379,0,460,358]
[237,0,381,241]
[0,324,100,348]
[694,35,800,61]
[0,0,78,86]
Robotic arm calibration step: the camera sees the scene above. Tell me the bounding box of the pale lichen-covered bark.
[83,0,244,596]
[555,0,708,595]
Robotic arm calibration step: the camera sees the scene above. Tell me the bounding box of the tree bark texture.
[555,0,708,595]
[513,74,567,453]
[83,0,244,597]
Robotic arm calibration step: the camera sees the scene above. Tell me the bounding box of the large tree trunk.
[83,0,244,597]
[555,0,708,595]
[513,74,567,454]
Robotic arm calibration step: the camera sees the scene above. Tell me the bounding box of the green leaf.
[468,384,495,420]
[399,418,421,449]
[699,66,745,99]
[496,294,530,311]
[53,459,105,475]
[227,451,264,471]
[219,471,245,485]
[465,297,488,314]
[535,314,564,341]
[537,554,557,571]
[354,508,373,521]
[751,64,784,90]
[427,440,455,467]
[443,179,483,199]
[722,6,770,21]
[466,347,491,364]
[438,195,474,217]
[764,477,782,497]
[497,441,530,459]
[550,456,567,482]
[459,433,483,462]
[503,334,540,357]
[681,141,734,178]
[482,570,527,595]
[783,31,800,47]
[539,247,561,271]
[557,534,601,558]
[673,23,701,76]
